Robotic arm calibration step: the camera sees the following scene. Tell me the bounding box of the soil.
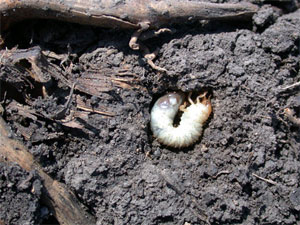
[1,0,300,224]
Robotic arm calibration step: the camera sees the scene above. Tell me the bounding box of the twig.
[51,81,77,120]
[1,0,258,72]
[1,0,259,31]
[280,81,300,90]
[252,173,277,185]
[77,105,115,117]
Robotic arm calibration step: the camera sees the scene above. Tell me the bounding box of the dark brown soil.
[1,1,300,224]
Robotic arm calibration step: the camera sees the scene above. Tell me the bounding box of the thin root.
[129,23,168,72]
[129,22,150,50]
[142,44,167,72]
[147,59,167,72]
[139,28,173,41]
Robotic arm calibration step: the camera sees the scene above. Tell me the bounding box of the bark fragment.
[0,0,259,31]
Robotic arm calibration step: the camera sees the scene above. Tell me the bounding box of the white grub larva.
[150,92,212,148]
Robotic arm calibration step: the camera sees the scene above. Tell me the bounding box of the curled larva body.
[150,92,212,148]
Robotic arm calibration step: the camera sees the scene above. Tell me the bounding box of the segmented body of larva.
[150,92,212,148]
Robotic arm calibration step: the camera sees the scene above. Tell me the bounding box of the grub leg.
[197,93,212,115]
[188,92,194,105]
[179,101,187,112]
[196,92,207,104]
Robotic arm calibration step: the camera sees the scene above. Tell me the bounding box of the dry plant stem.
[281,81,300,90]
[51,81,77,120]
[77,105,116,117]
[252,173,277,185]
[0,116,96,225]
[0,0,259,31]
